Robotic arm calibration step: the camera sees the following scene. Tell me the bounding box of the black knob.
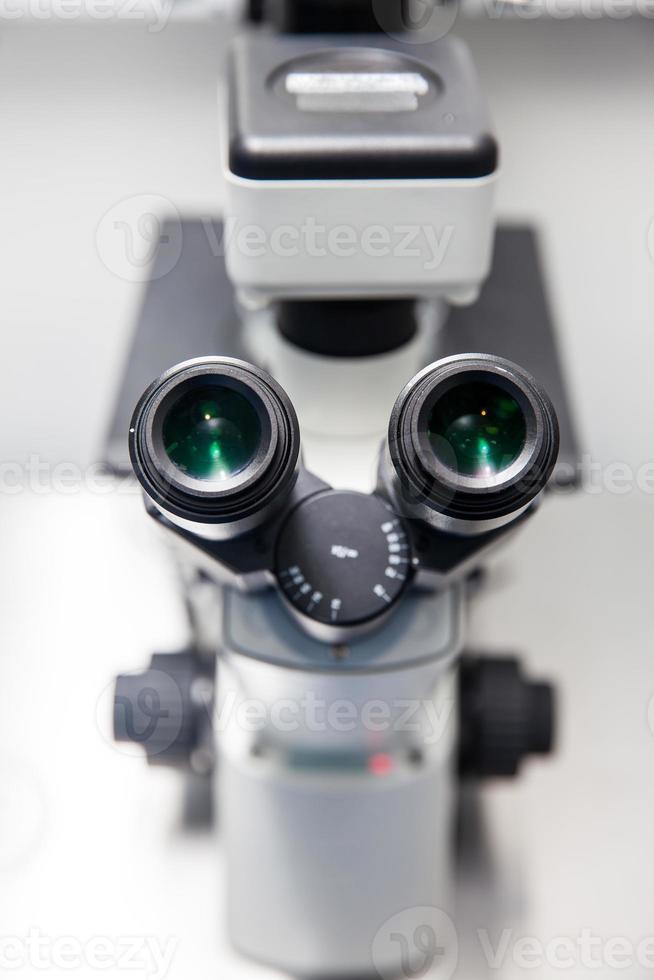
[275,490,412,635]
[114,652,214,770]
[459,656,555,778]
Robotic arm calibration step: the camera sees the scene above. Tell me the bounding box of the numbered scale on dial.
[274,490,413,632]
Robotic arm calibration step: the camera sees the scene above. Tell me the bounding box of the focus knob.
[113,652,214,771]
[459,656,555,778]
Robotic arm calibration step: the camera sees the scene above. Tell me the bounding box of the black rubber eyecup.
[388,354,559,525]
[128,357,300,529]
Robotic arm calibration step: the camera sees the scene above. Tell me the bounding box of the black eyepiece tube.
[382,353,559,536]
[129,357,301,540]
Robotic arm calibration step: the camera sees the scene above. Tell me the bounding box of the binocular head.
[129,352,558,638]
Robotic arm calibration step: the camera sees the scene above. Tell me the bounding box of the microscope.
[111,2,574,977]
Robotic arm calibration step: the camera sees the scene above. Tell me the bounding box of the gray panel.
[222,585,462,672]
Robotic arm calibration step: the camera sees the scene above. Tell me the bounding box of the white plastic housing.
[215,593,460,979]
[222,154,498,305]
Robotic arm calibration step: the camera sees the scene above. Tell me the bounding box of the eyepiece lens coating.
[162,383,262,481]
[428,381,526,477]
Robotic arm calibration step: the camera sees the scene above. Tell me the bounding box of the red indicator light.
[368,753,393,777]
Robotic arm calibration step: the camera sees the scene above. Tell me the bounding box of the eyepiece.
[162,384,262,482]
[384,354,559,535]
[428,380,526,478]
[129,357,300,540]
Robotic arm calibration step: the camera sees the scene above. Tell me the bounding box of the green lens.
[428,381,526,477]
[162,384,261,481]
